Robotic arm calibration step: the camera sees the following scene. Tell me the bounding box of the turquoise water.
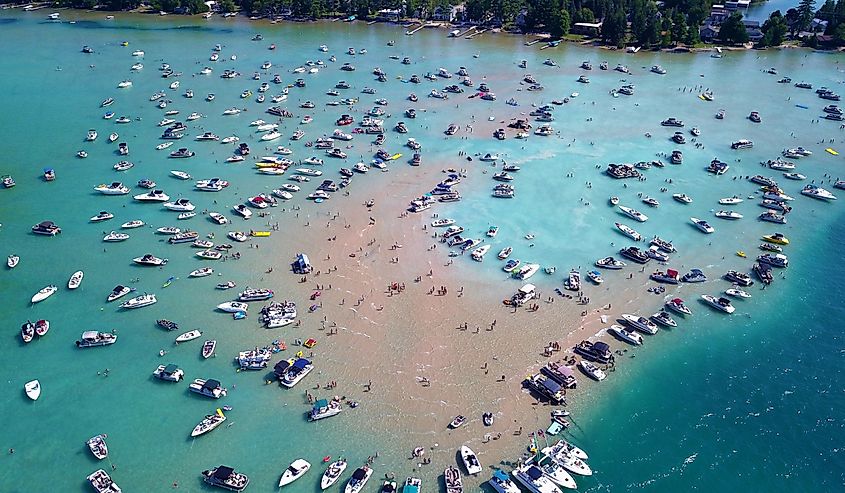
[1,10,844,492]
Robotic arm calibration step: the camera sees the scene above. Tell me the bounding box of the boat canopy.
[667,269,678,277]
[519,284,536,294]
[314,399,328,409]
[293,358,311,369]
[293,253,312,273]
[273,360,292,375]
[352,468,367,480]
[203,379,221,390]
[493,470,509,482]
[81,330,99,339]
[164,364,179,374]
[213,466,235,480]
[527,466,544,480]
[593,341,611,353]
[542,378,561,393]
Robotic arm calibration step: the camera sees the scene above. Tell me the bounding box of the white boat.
[489,470,521,493]
[614,222,642,241]
[153,363,184,382]
[701,294,735,313]
[133,254,168,266]
[87,434,109,460]
[31,285,58,304]
[690,217,715,233]
[121,220,145,228]
[578,360,606,381]
[190,267,214,278]
[296,168,323,176]
[725,288,752,298]
[619,205,648,222]
[715,210,743,220]
[163,198,196,212]
[233,204,253,219]
[178,212,196,220]
[608,325,643,345]
[177,330,203,342]
[188,378,227,398]
[134,190,170,202]
[171,170,192,180]
[90,211,114,222]
[460,445,483,475]
[322,461,349,490]
[621,313,659,335]
[279,459,311,487]
[471,244,491,261]
[719,196,744,205]
[107,285,132,302]
[345,466,374,493]
[538,460,578,490]
[801,184,837,201]
[7,254,19,269]
[94,182,130,195]
[68,271,84,289]
[24,380,41,401]
[512,465,562,493]
[191,408,227,437]
[217,301,249,313]
[120,293,157,309]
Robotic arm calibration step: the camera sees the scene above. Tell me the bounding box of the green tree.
[572,7,595,23]
[671,11,687,44]
[759,10,788,46]
[548,6,570,37]
[796,0,816,32]
[719,11,749,44]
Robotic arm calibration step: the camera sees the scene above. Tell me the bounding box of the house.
[700,25,720,42]
[376,9,401,22]
[571,22,603,37]
[432,6,463,23]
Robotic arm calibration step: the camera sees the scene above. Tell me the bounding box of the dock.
[456,26,477,38]
[525,39,542,46]
[465,28,487,39]
[405,24,424,36]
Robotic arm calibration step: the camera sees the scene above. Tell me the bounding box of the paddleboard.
[826,148,839,155]
[795,104,808,109]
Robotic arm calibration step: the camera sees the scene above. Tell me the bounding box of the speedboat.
[68,271,84,289]
[444,466,463,493]
[190,267,214,278]
[202,465,249,492]
[618,205,648,222]
[153,364,185,382]
[344,466,373,493]
[719,196,743,205]
[233,204,253,219]
[164,198,196,212]
[489,470,521,493]
[621,313,659,335]
[87,434,109,460]
[726,288,752,298]
[91,211,113,224]
[690,217,714,233]
[279,459,311,487]
[701,294,735,314]
[7,254,20,269]
[665,298,692,316]
[31,285,57,304]
[107,285,133,302]
[801,184,837,200]
[321,460,348,490]
[615,222,641,241]
[595,256,625,269]
[608,325,643,345]
[121,219,145,228]
[460,445,482,475]
[120,293,157,309]
[538,459,578,490]
[512,464,563,493]
[76,331,117,348]
[217,301,249,313]
[715,210,743,220]
[134,253,168,266]
[191,409,226,437]
[578,360,606,381]
[134,190,170,202]
[24,380,41,400]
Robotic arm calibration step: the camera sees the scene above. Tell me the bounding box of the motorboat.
[404,477,423,493]
[594,256,625,270]
[202,340,217,359]
[217,301,249,313]
[690,217,715,233]
[90,211,114,222]
[619,246,650,264]
[512,464,563,493]
[538,458,578,490]
[345,466,373,493]
[489,470,521,493]
[801,184,837,200]
[191,409,227,437]
[444,466,463,493]
[31,285,57,304]
[758,253,789,268]
[701,294,735,314]
[564,270,581,291]
[471,245,491,261]
[615,222,642,241]
[719,196,743,205]
[24,380,41,401]
[279,358,314,387]
[460,445,483,475]
[190,267,214,278]
[621,313,659,335]
[715,210,743,220]
[578,360,606,381]
[665,298,692,316]
[107,285,133,302]
[189,378,226,398]
[202,465,249,492]
[726,288,752,298]
[133,254,168,266]
[321,460,348,490]
[618,205,648,222]
[87,434,109,460]
[153,363,184,382]
[134,190,170,202]
[95,182,130,195]
[76,331,117,348]
[232,204,253,219]
[7,254,19,269]
[164,198,196,212]
[279,459,311,487]
[609,325,643,345]
[762,233,789,245]
[68,271,84,289]
[120,293,157,309]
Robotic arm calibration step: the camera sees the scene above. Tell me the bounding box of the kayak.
[826,148,839,155]
[250,231,271,237]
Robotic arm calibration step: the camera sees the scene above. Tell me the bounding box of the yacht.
[164,198,195,212]
[233,204,253,219]
[120,293,157,309]
[621,314,659,335]
[726,288,752,298]
[614,222,642,241]
[189,378,227,399]
[345,466,373,493]
[153,363,184,382]
[76,331,117,348]
[202,465,249,492]
[321,460,348,490]
[715,210,743,220]
[191,409,227,437]
[279,459,311,487]
[681,268,707,283]
[801,184,837,200]
[134,190,170,202]
[280,358,314,388]
[133,254,168,266]
[619,246,650,264]
[690,217,715,233]
[719,196,743,205]
[513,465,563,493]
[731,139,754,149]
[758,253,789,268]
[701,294,735,314]
[460,445,482,475]
[309,398,343,421]
[618,205,648,222]
[578,360,606,381]
[608,324,643,345]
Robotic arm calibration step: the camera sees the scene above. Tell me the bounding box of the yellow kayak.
[389,153,402,160]
[250,231,271,237]
[826,148,839,155]
[736,251,746,258]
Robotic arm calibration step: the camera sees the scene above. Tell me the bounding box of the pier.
[465,28,487,40]
[455,26,477,38]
